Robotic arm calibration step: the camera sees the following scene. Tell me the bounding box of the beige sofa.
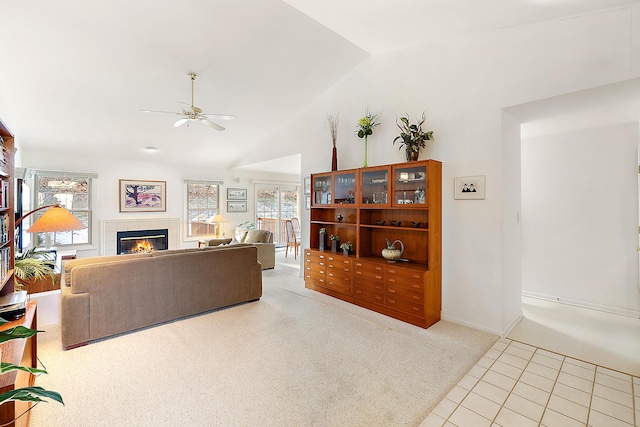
[61,245,262,350]
[204,229,275,270]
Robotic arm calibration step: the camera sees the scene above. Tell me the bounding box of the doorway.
[255,184,299,246]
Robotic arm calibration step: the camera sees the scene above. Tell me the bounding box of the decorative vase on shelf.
[363,135,368,167]
[331,146,338,171]
[382,239,404,262]
[330,239,340,253]
[319,233,326,251]
[342,249,349,256]
[406,149,419,162]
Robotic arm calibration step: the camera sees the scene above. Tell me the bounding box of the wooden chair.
[290,217,301,239]
[284,220,300,259]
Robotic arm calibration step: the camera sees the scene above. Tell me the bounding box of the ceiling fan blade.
[141,109,181,115]
[203,114,237,121]
[200,118,225,131]
[172,118,189,128]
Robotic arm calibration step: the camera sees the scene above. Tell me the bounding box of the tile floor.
[420,338,639,427]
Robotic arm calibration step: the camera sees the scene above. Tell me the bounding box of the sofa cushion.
[64,253,151,286]
[244,230,273,244]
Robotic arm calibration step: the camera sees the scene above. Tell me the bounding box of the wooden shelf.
[305,160,442,328]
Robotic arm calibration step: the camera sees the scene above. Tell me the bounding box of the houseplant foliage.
[14,248,56,290]
[355,109,380,167]
[393,112,434,161]
[340,241,353,255]
[0,318,64,409]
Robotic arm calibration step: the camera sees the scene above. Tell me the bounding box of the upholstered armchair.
[241,230,275,269]
[205,229,274,269]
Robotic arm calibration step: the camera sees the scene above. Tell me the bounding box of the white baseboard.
[440,314,503,337]
[522,291,640,318]
[502,312,524,338]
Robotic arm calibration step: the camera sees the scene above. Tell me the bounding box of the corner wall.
[274,5,640,334]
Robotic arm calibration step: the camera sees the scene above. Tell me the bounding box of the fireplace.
[117,229,168,254]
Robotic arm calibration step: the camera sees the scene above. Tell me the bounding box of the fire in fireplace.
[117,229,168,254]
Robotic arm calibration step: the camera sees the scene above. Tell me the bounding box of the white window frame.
[25,169,97,249]
[184,179,222,239]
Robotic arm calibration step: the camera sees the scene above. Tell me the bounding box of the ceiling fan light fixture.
[142,73,234,132]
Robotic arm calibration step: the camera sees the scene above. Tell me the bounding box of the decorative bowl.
[376,220,386,226]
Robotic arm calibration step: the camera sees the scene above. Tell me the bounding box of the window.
[186,180,220,237]
[29,172,93,247]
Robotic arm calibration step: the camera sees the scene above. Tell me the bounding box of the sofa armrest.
[61,285,90,349]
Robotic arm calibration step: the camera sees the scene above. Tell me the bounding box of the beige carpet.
[29,269,497,427]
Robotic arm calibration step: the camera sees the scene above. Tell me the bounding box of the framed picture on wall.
[227,201,247,213]
[454,175,485,200]
[305,195,311,209]
[119,179,166,212]
[227,188,247,200]
[303,177,311,195]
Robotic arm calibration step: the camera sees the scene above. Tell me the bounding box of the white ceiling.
[0,0,637,174]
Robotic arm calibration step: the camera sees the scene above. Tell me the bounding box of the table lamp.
[211,213,225,238]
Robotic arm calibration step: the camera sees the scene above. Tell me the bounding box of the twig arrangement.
[327,113,339,148]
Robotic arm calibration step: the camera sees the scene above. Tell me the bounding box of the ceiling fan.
[142,73,236,131]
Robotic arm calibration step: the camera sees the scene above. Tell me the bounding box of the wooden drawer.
[384,265,424,293]
[353,260,384,282]
[386,285,423,304]
[353,279,385,305]
[304,271,326,285]
[325,276,352,295]
[326,266,351,280]
[385,294,424,317]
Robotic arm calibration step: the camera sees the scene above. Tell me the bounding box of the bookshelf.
[0,119,15,296]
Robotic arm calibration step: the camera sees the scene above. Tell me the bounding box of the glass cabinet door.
[333,171,356,205]
[360,167,389,206]
[392,163,427,206]
[312,174,333,205]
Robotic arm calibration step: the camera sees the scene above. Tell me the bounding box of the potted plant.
[393,112,434,161]
[340,241,353,256]
[318,228,327,251]
[329,234,340,253]
[14,248,57,291]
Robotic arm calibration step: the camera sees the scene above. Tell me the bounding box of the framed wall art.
[454,175,485,200]
[120,179,166,212]
[227,188,247,200]
[227,201,247,213]
[303,177,311,195]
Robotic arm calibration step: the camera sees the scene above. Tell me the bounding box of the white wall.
[18,147,300,258]
[521,123,639,316]
[14,5,640,334]
[265,5,640,334]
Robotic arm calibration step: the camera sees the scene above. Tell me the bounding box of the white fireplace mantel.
[102,217,180,256]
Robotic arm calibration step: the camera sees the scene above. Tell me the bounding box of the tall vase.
[331,146,337,171]
[406,148,419,162]
[363,136,368,167]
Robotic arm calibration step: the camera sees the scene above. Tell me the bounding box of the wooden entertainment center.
[305,159,441,328]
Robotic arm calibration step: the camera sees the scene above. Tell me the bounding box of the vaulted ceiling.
[0,0,637,173]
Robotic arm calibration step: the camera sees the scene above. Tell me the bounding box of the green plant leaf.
[1,362,48,375]
[0,326,42,344]
[0,386,64,405]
